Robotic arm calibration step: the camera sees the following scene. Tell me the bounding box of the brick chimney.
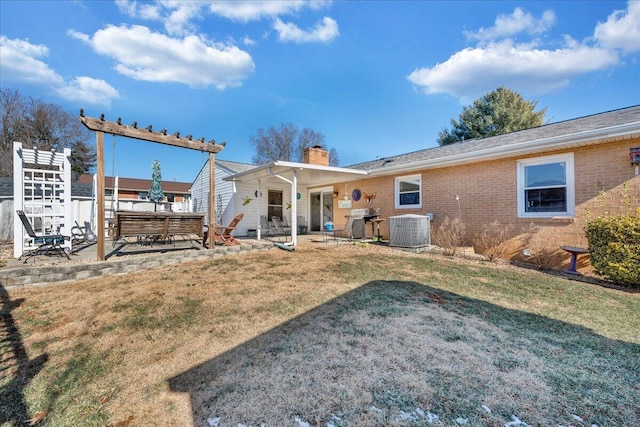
[303,145,329,166]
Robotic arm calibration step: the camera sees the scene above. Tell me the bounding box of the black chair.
[16,210,70,263]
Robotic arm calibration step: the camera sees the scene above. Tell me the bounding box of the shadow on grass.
[0,285,48,425]
[169,280,640,426]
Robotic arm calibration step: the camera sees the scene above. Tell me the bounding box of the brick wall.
[330,138,640,270]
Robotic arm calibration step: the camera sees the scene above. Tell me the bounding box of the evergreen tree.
[149,160,164,211]
[437,87,547,146]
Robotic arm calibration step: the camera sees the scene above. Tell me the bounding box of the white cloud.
[408,41,618,103]
[113,1,339,45]
[116,0,162,20]
[71,25,255,89]
[0,36,118,107]
[273,16,339,43]
[55,77,120,107]
[116,0,200,35]
[465,8,556,42]
[408,6,629,103]
[594,0,640,53]
[0,36,64,86]
[207,0,331,22]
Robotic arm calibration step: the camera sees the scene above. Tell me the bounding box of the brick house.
[77,175,191,203]
[201,106,639,269]
[324,105,640,269]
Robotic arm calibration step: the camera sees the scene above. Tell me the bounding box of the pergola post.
[208,152,215,249]
[96,131,105,261]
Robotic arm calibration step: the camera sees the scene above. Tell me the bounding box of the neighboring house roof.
[77,175,191,194]
[190,158,255,188]
[217,159,255,174]
[349,105,640,175]
[0,177,93,199]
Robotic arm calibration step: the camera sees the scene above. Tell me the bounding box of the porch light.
[630,147,640,165]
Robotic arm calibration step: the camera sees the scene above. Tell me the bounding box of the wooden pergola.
[79,112,225,261]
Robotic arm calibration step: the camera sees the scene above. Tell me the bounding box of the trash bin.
[298,226,308,235]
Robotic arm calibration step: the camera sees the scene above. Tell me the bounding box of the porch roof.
[222,160,367,187]
[223,161,367,248]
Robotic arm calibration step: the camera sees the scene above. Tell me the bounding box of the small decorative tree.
[149,160,164,212]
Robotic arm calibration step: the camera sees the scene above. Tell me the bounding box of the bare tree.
[250,123,340,166]
[0,88,95,178]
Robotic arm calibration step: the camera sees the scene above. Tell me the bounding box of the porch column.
[291,171,297,246]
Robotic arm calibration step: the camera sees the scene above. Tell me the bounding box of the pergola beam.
[80,115,225,153]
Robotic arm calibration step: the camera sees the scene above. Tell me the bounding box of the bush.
[522,224,562,270]
[585,215,640,287]
[433,216,466,256]
[473,220,514,262]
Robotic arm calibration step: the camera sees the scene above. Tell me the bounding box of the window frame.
[267,190,284,220]
[517,153,575,218]
[395,174,422,209]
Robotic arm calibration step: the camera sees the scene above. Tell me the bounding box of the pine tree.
[149,160,164,211]
[437,87,547,146]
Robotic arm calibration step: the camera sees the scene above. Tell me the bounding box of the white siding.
[192,160,311,237]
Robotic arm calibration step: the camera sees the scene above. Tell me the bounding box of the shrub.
[585,215,640,287]
[473,220,515,262]
[521,224,563,270]
[433,216,466,256]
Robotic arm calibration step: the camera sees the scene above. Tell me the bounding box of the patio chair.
[271,216,290,242]
[332,216,355,242]
[16,210,71,263]
[213,213,244,246]
[260,215,276,237]
[71,221,97,246]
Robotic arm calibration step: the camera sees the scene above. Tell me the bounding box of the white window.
[395,174,422,209]
[268,190,283,220]
[517,153,574,218]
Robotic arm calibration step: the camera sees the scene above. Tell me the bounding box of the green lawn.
[2,244,639,426]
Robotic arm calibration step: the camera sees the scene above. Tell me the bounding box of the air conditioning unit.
[389,214,430,248]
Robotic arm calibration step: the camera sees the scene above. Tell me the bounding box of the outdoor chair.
[260,215,276,237]
[16,210,71,263]
[332,216,355,242]
[271,216,290,241]
[71,221,97,246]
[213,213,244,246]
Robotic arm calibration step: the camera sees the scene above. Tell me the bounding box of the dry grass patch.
[1,243,639,426]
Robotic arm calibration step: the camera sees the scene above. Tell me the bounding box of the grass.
[1,243,639,426]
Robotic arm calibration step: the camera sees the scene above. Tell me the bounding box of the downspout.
[267,167,297,246]
[256,179,262,240]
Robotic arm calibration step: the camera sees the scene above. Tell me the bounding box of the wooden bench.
[114,211,205,247]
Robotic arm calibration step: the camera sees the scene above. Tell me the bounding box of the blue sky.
[1,0,639,183]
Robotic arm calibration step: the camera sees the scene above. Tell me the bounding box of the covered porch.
[224,161,367,247]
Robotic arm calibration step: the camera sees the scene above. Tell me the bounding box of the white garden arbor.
[79,112,225,260]
[13,142,72,258]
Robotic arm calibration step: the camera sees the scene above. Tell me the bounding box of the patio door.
[309,188,334,232]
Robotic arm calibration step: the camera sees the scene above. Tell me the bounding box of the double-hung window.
[395,174,422,209]
[517,153,574,218]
